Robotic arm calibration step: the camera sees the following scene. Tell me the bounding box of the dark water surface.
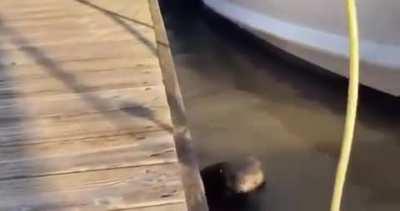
[160,1,400,210]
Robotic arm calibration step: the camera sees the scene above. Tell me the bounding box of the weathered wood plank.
[0,107,173,146]
[0,1,151,25]
[125,203,187,211]
[0,8,154,49]
[0,0,150,14]
[0,0,153,28]
[0,86,168,118]
[0,131,177,180]
[0,16,149,32]
[0,68,163,96]
[0,57,158,79]
[0,39,157,66]
[0,0,61,8]
[0,28,155,50]
[72,0,154,28]
[0,130,171,162]
[0,8,99,21]
[0,163,185,210]
[33,202,188,211]
[0,0,154,49]
[148,0,209,210]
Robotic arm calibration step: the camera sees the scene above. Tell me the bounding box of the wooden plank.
[0,0,153,28]
[0,8,99,21]
[0,2,151,24]
[0,0,61,8]
[0,23,152,39]
[33,202,188,211]
[125,203,187,211]
[0,68,163,96]
[0,130,171,162]
[0,0,149,13]
[0,16,149,31]
[0,40,157,66]
[0,7,154,49]
[0,86,168,118]
[0,0,154,49]
[0,27,155,50]
[0,107,173,146]
[74,0,154,27]
[0,163,185,210]
[0,131,177,180]
[0,57,158,80]
[148,0,209,210]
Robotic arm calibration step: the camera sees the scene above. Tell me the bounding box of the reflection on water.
[160,1,400,210]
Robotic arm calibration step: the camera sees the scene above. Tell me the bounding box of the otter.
[200,156,265,205]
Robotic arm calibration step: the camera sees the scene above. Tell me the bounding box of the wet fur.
[201,158,265,209]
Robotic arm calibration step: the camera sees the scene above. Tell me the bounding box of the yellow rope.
[330,0,360,210]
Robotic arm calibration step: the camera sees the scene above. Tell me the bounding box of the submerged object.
[200,156,265,201]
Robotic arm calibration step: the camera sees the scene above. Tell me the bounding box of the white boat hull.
[202,0,400,96]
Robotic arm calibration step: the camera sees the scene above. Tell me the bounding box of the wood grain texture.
[125,203,188,211]
[0,86,168,118]
[0,40,157,66]
[0,106,173,146]
[0,57,159,79]
[0,0,191,210]
[0,163,185,210]
[0,68,163,96]
[30,202,188,211]
[0,132,178,180]
[0,130,172,161]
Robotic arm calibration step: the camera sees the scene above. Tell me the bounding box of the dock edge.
[148,1,209,211]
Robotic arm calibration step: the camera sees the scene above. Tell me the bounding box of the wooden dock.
[0,0,206,210]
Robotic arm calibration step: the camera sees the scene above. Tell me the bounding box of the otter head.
[223,156,265,194]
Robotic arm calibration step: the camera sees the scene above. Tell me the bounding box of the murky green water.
[160,1,400,210]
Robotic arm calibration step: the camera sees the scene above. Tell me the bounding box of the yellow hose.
[330,0,360,211]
